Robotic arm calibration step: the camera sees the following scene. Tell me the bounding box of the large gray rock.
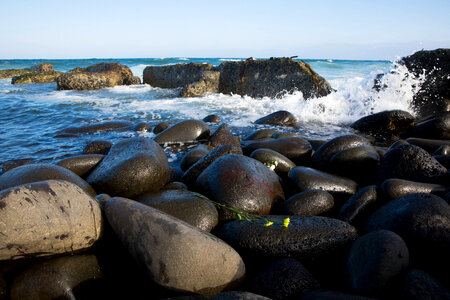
[86,137,170,198]
[154,120,210,144]
[0,180,102,261]
[105,197,245,296]
[143,63,216,88]
[219,58,332,99]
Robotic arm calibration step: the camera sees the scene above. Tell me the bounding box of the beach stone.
[132,121,151,132]
[209,123,240,147]
[180,70,220,97]
[381,178,447,200]
[12,71,63,84]
[154,120,210,144]
[203,114,221,123]
[53,133,81,138]
[56,154,104,177]
[10,255,104,300]
[402,269,450,300]
[300,290,377,300]
[347,230,409,294]
[196,154,284,221]
[249,258,320,299]
[181,144,243,187]
[244,129,278,141]
[210,291,272,300]
[242,137,312,164]
[57,62,140,90]
[254,110,297,127]
[0,180,102,261]
[435,155,450,169]
[62,121,133,135]
[329,145,379,180]
[288,166,358,198]
[249,148,296,174]
[272,132,299,139]
[143,63,215,88]
[218,58,332,99]
[338,185,378,225]
[307,139,327,151]
[180,144,212,172]
[216,215,357,260]
[162,181,187,190]
[0,163,95,196]
[311,135,371,170]
[388,139,410,150]
[86,137,170,198]
[0,68,30,79]
[377,144,447,184]
[105,197,245,296]
[434,145,450,155]
[410,113,450,139]
[82,140,113,155]
[351,110,414,135]
[284,190,334,216]
[153,122,170,134]
[366,193,450,265]
[406,137,450,153]
[135,189,218,232]
[1,158,33,173]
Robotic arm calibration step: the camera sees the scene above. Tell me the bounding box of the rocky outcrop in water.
[143,63,216,88]
[7,63,62,84]
[57,62,140,90]
[0,69,30,79]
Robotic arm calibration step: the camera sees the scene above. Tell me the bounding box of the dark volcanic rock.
[135,189,218,232]
[180,144,212,172]
[347,230,409,294]
[143,63,215,88]
[62,121,133,135]
[209,123,240,147]
[57,63,140,90]
[300,290,377,300]
[154,120,210,144]
[250,148,296,175]
[338,185,378,225]
[210,291,272,300]
[406,137,450,153]
[104,197,245,296]
[1,158,33,173]
[0,163,95,196]
[216,215,357,260]
[409,113,450,139]
[196,154,284,221]
[56,154,104,177]
[284,190,334,216]
[329,145,379,181]
[402,269,450,300]
[82,140,113,155]
[377,144,447,184]
[153,122,170,134]
[132,121,152,132]
[203,114,221,123]
[249,258,320,299]
[381,178,447,200]
[244,129,278,141]
[254,110,297,127]
[180,71,220,97]
[351,110,414,135]
[219,58,332,99]
[86,137,170,198]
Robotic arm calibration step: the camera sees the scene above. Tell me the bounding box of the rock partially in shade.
[402,269,450,300]
[347,230,409,294]
[434,144,450,155]
[209,123,240,147]
[1,158,33,173]
[154,120,210,144]
[284,190,334,216]
[250,148,296,175]
[135,189,218,232]
[60,121,133,135]
[351,110,414,135]
[82,140,113,155]
[254,111,297,127]
[56,154,104,177]
[409,112,450,139]
[86,137,170,198]
[339,185,378,225]
[381,178,447,200]
[244,129,278,141]
[180,144,212,172]
[329,145,379,181]
[405,137,450,153]
[203,114,221,123]
[0,180,102,261]
[300,290,377,300]
[153,122,170,134]
[196,154,284,221]
[210,291,272,300]
[105,197,245,296]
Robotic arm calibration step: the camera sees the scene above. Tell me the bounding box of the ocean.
[0,57,422,166]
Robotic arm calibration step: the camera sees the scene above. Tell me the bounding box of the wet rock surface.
[208,123,240,147]
[284,190,334,216]
[381,178,447,200]
[402,269,450,300]
[254,110,297,127]
[56,154,104,177]
[338,185,378,225]
[250,148,296,175]
[180,71,220,97]
[154,120,210,144]
[143,63,216,88]
[351,110,414,135]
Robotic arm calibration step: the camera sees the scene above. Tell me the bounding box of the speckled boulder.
[105,197,245,296]
[196,154,284,221]
[86,137,170,198]
[154,120,210,144]
[56,154,104,177]
[254,111,297,127]
[284,190,334,216]
[216,215,357,260]
[0,180,102,261]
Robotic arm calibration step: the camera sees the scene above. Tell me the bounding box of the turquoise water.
[0,57,420,166]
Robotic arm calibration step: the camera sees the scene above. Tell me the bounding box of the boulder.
[0,180,102,261]
[196,154,284,221]
[86,137,170,198]
[153,120,210,144]
[0,69,30,79]
[180,71,220,97]
[244,129,278,141]
[153,122,170,134]
[30,63,54,73]
[180,144,212,172]
[254,111,297,127]
[328,145,379,181]
[338,185,378,225]
[209,123,240,147]
[11,71,63,84]
[216,215,357,260]
[61,121,133,135]
[272,132,299,139]
[132,122,152,132]
[434,144,450,155]
[82,140,113,155]
[409,112,450,139]
[284,190,334,216]
[57,63,140,90]
[210,291,272,300]
[203,114,221,123]
[1,158,33,173]
[249,148,296,175]
[56,154,104,177]
[0,163,95,196]
[218,58,332,99]
[381,178,447,200]
[300,290,377,300]
[350,110,414,135]
[143,63,216,88]
[105,197,246,296]
[402,269,450,300]
[405,137,450,153]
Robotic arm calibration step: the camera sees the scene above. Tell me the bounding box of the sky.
[1,0,449,60]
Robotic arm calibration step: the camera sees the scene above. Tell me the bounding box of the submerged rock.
[61,121,133,135]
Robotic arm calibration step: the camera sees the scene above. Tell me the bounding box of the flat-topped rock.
[143,63,216,88]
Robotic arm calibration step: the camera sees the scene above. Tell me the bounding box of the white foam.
[218,58,243,62]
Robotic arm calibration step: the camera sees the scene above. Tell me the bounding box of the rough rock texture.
[0,180,102,260]
[401,49,450,117]
[105,197,246,296]
[196,154,284,221]
[351,110,414,135]
[0,69,30,79]
[56,154,104,177]
[153,120,210,144]
[57,63,140,90]
[180,71,220,97]
[11,71,63,84]
[82,140,113,155]
[0,163,96,196]
[216,215,358,260]
[143,63,216,88]
[254,111,297,127]
[86,137,170,198]
[219,58,332,99]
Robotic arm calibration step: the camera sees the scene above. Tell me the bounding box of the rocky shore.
[0,49,449,299]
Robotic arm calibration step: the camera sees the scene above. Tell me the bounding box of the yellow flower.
[282,218,290,228]
[264,221,274,227]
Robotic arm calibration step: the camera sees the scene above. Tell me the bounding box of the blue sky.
[1,0,449,59]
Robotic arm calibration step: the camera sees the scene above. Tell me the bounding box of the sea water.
[0,58,422,165]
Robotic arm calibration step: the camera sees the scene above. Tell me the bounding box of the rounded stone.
[0,180,102,261]
[135,189,218,232]
[272,132,299,139]
[209,123,240,147]
[406,137,450,153]
[1,158,33,174]
[82,140,112,155]
[244,129,278,141]
[105,197,246,296]
[254,110,297,127]
[402,269,450,300]
[154,120,210,144]
[250,148,296,174]
[300,290,377,300]
[196,154,285,221]
[435,155,450,169]
[381,178,447,200]
[153,122,170,134]
[61,121,133,134]
[203,114,221,123]
[210,291,272,300]
[410,113,450,139]
[56,154,104,177]
[350,110,414,134]
[132,122,152,132]
[338,185,378,225]
[86,137,170,198]
[388,139,409,150]
[180,144,212,172]
[329,145,379,180]
[434,144,450,155]
[284,190,334,216]
[0,163,95,196]
[216,215,358,260]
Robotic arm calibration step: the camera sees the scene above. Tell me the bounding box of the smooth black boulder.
[82,140,112,155]
[180,144,212,172]
[154,120,210,144]
[153,122,170,134]
[60,121,133,135]
[250,148,296,175]
[338,185,378,225]
[254,110,297,127]
[328,145,379,181]
[244,129,278,141]
[409,113,450,139]
[203,114,221,123]
[402,269,450,300]
[351,110,414,135]
[209,123,240,147]
[406,137,450,153]
[381,178,447,200]
[284,190,334,216]
[56,154,104,177]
